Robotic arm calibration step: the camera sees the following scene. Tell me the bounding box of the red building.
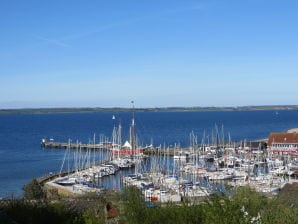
[268,131,298,155]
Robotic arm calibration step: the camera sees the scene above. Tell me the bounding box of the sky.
[0,0,297,108]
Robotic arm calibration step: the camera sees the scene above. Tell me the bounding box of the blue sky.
[0,0,297,108]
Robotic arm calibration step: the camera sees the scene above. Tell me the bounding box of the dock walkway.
[41,139,183,156]
[41,139,111,150]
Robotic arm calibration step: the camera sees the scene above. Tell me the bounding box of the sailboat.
[110,102,145,169]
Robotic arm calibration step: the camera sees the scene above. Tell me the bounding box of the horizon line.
[0,104,298,112]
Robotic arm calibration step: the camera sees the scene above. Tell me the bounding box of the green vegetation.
[121,186,298,224]
[23,179,47,200]
[0,191,114,224]
[0,199,84,224]
[1,184,298,223]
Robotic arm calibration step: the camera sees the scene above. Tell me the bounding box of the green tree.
[23,179,46,200]
[121,186,146,224]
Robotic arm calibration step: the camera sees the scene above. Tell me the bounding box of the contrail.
[57,4,204,42]
[33,35,70,48]
[32,4,203,47]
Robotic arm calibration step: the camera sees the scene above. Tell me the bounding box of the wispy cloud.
[58,4,204,42]
[60,19,141,41]
[33,35,70,48]
[162,4,204,15]
[31,4,204,47]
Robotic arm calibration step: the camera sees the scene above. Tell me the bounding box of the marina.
[41,138,298,202]
[39,112,298,203]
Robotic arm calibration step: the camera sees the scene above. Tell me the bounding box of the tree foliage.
[2,184,298,223]
[23,179,46,200]
[120,186,298,224]
[1,200,84,224]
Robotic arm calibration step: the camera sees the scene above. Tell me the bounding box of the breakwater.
[41,139,112,150]
[41,139,266,157]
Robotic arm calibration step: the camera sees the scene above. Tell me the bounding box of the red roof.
[268,132,298,146]
[112,149,144,155]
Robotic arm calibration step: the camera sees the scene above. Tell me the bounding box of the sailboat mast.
[118,121,122,159]
[130,101,136,154]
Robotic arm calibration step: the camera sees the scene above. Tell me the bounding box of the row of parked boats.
[123,172,211,203]
[52,155,141,194]
[121,145,298,202]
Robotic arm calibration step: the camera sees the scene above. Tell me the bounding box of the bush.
[121,186,146,224]
[23,179,46,200]
[2,200,84,224]
[4,183,298,223]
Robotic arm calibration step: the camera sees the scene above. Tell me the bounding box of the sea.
[1,110,298,198]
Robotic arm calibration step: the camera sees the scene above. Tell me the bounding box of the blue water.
[0,110,298,198]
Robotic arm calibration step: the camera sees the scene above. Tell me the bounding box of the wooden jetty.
[41,139,111,150]
[41,139,179,156]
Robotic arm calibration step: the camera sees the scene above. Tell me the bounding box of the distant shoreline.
[0,105,298,114]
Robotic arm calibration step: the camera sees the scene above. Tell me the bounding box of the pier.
[42,139,267,157]
[143,147,189,156]
[41,139,187,156]
[41,139,112,150]
[41,139,186,156]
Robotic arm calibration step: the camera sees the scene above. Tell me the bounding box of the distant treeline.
[1,105,298,114]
